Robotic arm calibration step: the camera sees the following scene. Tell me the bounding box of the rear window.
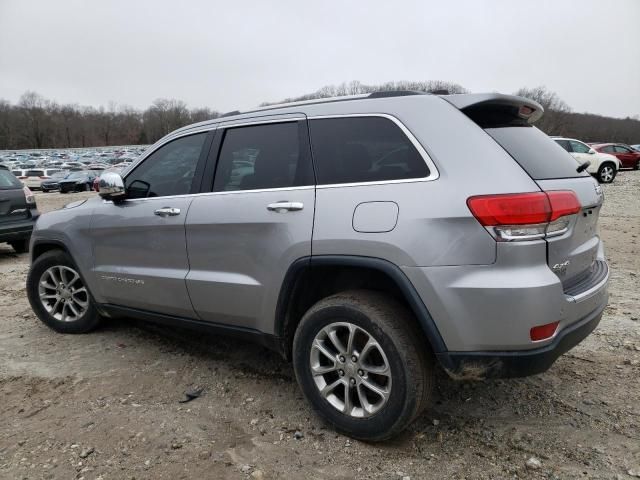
[485,126,588,180]
[308,117,429,185]
[26,170,45,177]
[0,169,22,189]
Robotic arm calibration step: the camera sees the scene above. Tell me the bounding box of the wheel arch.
[275,255,447,360]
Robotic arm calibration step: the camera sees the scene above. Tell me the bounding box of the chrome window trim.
[120,113,440,201]
[103,185,315,204]
[307,113,440,189]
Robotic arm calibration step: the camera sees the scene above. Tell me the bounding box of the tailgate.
[0,188,29,224]
[446,94,603,289]
[537,177,603,286]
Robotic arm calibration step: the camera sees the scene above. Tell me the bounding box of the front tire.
[292,290,433,441]
[597,163,616,183]
[26,250,101,333]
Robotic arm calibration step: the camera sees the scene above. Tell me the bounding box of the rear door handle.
[154,207,181,217]
[266,201,304,212]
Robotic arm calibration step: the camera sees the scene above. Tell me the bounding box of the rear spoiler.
[441,93,544,127]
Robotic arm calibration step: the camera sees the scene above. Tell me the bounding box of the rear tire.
[635,160,640,170]
[26,250,101,334]
[10,239,29,254]
[292,290,433,441]
[597,163,616,183]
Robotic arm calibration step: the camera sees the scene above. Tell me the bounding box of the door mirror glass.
[98,172,126,201]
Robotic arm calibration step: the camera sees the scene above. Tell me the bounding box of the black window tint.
[213,122,312,192]
[602,145,615,153]
[485,127,588,180]
[0,169,22,189]
[569,140,590,154]
[614,145,631,153]
[125,133,206,198]
[555,139,571,152]
[309,117,428,185]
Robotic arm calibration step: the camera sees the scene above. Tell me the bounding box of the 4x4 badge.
[552,260,570,275]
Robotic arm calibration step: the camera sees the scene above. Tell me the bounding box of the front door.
[185,118,315,333]
[90,131,211,318]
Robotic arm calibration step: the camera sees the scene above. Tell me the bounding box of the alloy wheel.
[310,321,392,418]
[38,265,89,322]
[600,166,614,183]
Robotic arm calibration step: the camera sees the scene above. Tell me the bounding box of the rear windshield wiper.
[576,160,591,173]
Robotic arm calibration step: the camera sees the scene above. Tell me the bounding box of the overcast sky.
[1,0,639,118]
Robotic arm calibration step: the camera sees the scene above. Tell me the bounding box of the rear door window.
[213,121,313,192]
[308,116,429,185]
[485,126,588,180]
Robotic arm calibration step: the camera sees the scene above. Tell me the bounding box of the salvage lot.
[0,174,639,479]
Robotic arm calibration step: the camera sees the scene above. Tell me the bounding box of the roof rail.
[220,110,241,118]
[367,90,425,99]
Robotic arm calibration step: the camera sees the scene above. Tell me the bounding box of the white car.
[12,168,63,190]
[552,137,620,183]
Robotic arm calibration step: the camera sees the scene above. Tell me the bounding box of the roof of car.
[165,91,544,142]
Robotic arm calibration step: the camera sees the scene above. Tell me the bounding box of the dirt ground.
[1,173,639,480]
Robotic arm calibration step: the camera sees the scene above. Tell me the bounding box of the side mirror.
[98,172,126,201]
[588,148,596,154]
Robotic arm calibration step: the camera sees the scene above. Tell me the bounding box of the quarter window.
[308,117,429,185]
[125,132,206,199]
[614,145,631,153]
[213,122,312,192]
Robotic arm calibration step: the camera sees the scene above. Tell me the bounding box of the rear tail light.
[467,190,581,241]
[23,186,35,205]
[530,321,560,341]
[18,176,27,179]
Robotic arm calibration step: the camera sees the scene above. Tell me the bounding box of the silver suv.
[26,92,609,440]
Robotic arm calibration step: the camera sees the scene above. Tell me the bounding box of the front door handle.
[266,201,304,212]
[154,207,181,217]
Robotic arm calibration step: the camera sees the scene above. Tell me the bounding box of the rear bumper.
[436,303,604,379]
[0,218,36,242]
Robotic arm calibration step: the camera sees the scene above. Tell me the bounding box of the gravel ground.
[0,173,639,480]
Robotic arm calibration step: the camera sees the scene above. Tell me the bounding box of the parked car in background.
[21,168,63,190]
[591,143,640,169]
[0,165,38,253]
[41,171,71,192]
[630,144,640,152]
[87,163,109,171]
[552,137,620,183]
[60,161,85,170]
[58,171,98,193]
[26,92,609,440]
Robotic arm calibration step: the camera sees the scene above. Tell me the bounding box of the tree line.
[1,82,638,150]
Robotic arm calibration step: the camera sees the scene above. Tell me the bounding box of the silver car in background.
[26,91,609,440]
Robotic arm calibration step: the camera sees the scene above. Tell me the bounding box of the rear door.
[0,169,29,224]
[185,115,315,333]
